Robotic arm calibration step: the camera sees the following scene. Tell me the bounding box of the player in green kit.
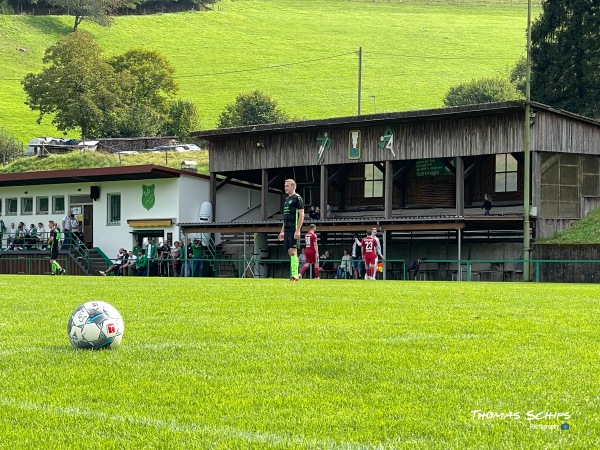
[278,179,305,281]
[48,220,65,275]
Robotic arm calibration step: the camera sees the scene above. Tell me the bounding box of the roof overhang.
[0,165,208,188]
[127,218,174,228]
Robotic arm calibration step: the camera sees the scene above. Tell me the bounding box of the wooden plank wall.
[210,112,525,172]
[0,254,84,275]
[532,109,600,155]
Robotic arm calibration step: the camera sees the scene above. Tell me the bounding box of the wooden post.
[320,165,328,220]
[261,169,268,221]
[455,156,464,216]
[385,160,393,219]
[210,172,217,221]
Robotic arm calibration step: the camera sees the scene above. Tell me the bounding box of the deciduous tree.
[217,90,290,128]
[49,0,140,31]
[161,99,199,141]
[22,31,127,140]
[22,33,192,139]
[443,78,523,107]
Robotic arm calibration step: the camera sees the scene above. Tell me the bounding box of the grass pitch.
[0,276,597,449]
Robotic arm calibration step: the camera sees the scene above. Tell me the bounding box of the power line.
[0,49,520,83]
[365,50,518,61]
[173,51,357,79]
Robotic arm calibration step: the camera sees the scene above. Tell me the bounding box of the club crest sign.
[142,184,155,211]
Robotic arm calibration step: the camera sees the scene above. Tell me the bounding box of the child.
[482,194,492,216]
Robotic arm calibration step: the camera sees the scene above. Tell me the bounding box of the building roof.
[0,164,208,187]
[192,101,600,140]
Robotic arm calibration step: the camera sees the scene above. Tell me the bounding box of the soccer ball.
[67,301,125,350]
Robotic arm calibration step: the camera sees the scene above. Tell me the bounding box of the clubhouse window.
[107,193,121,225]
[52,196,65,214]
[6,198,17,216]
[21,197,33,215]
[37,196,49,215]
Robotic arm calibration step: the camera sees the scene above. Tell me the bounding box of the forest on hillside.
[4,0,217,15]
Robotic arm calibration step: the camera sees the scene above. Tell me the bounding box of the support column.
[455,156,464,216]
[261,169,268,221]
[320,165,328,219]
[210,172,217,221]
[385,160,393,219]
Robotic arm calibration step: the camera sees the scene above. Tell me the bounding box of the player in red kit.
[361,229,378,280]
[299,223,319,279]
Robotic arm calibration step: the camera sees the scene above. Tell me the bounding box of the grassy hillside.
[540,208,600,244]
[0,0,532,144]
[0,149,209,174]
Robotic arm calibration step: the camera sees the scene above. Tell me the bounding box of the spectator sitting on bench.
[406,257,427,280]
[320,250,334,273]
[100,248,127,276]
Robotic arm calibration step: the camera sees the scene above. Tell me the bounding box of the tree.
[49,0,140,31]
[22,33,190,139]
[0,129,22,165]
[22,31,128,140]
[531,1,600,118]
[509,55,527,97]
[161,99,199,141]
[107,49,179,137]
[442,78,523,107]
[217,90,290,128]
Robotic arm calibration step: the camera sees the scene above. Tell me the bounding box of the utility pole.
[357,47,362,115]
[523,0,532,281]
[370,95,377,113]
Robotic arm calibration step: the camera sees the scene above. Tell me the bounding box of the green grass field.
[0,0,532,143]
[1,276,597,448]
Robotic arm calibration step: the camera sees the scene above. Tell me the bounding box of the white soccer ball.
[67,301,125,350]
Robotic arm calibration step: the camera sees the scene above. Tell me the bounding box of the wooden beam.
[384,160,393,219]
[320,165,328,219]
[216,176,232,191]
[261,168,268,221]
[464,155,487,179]
[455,156,464,216]
[441,158,456,175]
[181,221,465,234]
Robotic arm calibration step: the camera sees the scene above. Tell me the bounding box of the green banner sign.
[416,159,453,177]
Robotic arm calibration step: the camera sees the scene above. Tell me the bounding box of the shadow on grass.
[21,14,73,37]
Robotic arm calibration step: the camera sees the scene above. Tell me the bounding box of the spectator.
[135,249,148,276]
[320,250,334,271]
[145,238,158,276]
[158,241,171,276]
[336,249,352,279]
[121,250,137,276]
[7,223,17,250]
[405,258,426,280]
[26,223,38,249]
[351,233,362,279]
[0,214,5,249]
[191,239,204,277]
[13,222,26,250]
[308,206,320,220]
[171,241,182,277]
[298,248,306,273]
[36,222,47,249]
[62,210,72,249]
[482,194,492,216]
[100,248,127,276]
